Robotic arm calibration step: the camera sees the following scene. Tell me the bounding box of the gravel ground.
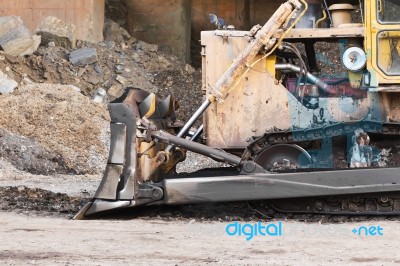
[0,212,399,265]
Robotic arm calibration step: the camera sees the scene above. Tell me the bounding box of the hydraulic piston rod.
[166,0,303,149]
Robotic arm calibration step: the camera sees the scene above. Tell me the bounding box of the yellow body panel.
[365,0,400,85]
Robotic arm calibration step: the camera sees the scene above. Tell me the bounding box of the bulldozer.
[75,0,400,219]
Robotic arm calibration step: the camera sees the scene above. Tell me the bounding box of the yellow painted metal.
[266,56,277,76]
[365,0,400,84]
[143,93,157,118]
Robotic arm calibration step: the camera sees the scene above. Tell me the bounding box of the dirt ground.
[0,211,398,266]
[1,4,400,265]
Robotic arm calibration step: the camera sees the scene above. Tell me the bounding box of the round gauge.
[342,47,367,72]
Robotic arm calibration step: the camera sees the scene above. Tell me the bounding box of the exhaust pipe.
[275,63,330,91]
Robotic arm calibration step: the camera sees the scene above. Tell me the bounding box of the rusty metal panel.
[201,31,291,149]
[0,0,104,43]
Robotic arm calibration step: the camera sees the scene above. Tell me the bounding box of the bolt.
[152,189,162,199]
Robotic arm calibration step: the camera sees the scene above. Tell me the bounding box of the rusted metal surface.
[282,25,364,41]
[209,1,300,101]
[202,30,292,149]
[201,29,372,149]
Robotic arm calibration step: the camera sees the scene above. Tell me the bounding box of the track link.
[242,119,400,216]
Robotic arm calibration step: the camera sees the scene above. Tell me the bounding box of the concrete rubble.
[0,15,203,184]
[103,19,134,43]
[0,83,110,175]
[0,70,17,94]
[0,16,30,47]
[0,16,41,56]
[1,35,41,57]
[36,16,77,49]
[69,47,98,66]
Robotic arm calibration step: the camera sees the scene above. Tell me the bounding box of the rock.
[116,75,127,85]
[136,41,158,53]
[36,16,76,49]
[47,42,56,47]
[67,85,81,93]
[0,70,18,94]
[77,68,86,77]
[0,16,39,56]
[94,63,102,74]
[0,83,110,174]
[0,16,30,48]
[107,84,124,101]
[92,88,107,103]
[1,35,41,56]
[85,73,101,85]
[69,48,98,66]
[185,64,195,75]
[103,19,134,43]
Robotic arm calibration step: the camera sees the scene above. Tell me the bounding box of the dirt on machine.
[75,0,400,219]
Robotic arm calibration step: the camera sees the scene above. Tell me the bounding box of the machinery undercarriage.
[75,0,400,219]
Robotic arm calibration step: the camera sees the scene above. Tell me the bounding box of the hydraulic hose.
[275,63,330,91]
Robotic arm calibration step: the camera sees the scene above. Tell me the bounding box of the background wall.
[123,0,191,62]
[0,0,105,43]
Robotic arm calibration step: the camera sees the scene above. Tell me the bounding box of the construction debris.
[0,83,110,175]
[136,40,158,53]
[107,84,124,101]
[0,16,41,56]
[0,16,30,47]
[103,19,134,43]
[1,35,41,57]
[69,47,98,66]
[36,16,77,49]
[0,70,17,94]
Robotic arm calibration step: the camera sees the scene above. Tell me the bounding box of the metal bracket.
[137,183,164,201]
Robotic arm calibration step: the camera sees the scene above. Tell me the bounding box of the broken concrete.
[36,17,77,49]
[1,35,41,56]
[107,84,124,101]
[0,16,30,48]
[136,41,158,53]
[0,70,18,94]
[69,48,98,66]
[103,19,134,43]
[0,83,110,174]
[92,88,107,103]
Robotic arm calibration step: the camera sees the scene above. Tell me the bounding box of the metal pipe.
[323,0,333,28]
[154,130,242,166]
[165,99,211,152]
[275,63,330,91]
[165,0,303,152]
[190,124,204,142]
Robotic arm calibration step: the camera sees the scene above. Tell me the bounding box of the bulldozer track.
[242,119,400,216]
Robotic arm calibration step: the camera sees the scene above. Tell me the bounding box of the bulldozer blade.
[149,95,175,119]
[138,93,156,118]
[78,102,138,213]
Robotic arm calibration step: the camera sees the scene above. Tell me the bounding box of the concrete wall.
[190,0,285,64]
[0,0,105,43]
[123,0,191,62]
[191,0,286,41]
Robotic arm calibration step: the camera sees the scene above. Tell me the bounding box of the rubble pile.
[0,17,202,115]
[0,15,203,179]
[0,16,41,57]
[0,14,209,216]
